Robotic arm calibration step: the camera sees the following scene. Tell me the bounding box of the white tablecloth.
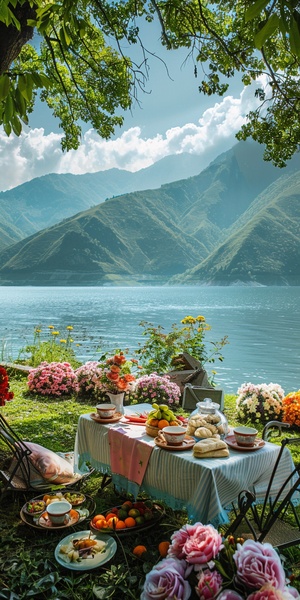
[74,405,296,526]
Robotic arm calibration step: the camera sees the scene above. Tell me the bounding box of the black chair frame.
[225,422,300,550]
[0,413,92,499]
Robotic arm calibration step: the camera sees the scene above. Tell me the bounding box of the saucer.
[38,509,80,529]
[90,412,122,424]
[154,435,195,451]
[225,435,265,452]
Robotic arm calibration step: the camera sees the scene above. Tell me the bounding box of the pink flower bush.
[134,372,181,405]
[236,382,285,424]
[141,557,191,600]
[168,523,223,564]
[75,361,105,401]
[140,524,300,600]
[27,361,77,396]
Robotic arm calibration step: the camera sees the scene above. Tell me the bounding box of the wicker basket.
[145,423,160,438]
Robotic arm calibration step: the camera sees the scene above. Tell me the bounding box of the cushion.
[25,442,78,484]
[10,442,81,487]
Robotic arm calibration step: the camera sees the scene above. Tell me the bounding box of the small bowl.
[46,500,72,525]
[24,499,46,516]
[96,403,117,419]
[233,426,258,447]
[63,492,86,506]
[162,425,186,446]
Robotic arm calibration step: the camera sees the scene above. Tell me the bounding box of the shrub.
[75,361,106,402]
[236,382,285,424]
[134,373,181,406]
[135,316,228,378]
[282,390,300,428]
[27,362,78,397]
[0,366,14,406]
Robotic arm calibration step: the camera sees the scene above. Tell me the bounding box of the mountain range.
[0,141,299,286]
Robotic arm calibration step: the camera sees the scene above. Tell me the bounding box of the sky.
[0,24,266,193]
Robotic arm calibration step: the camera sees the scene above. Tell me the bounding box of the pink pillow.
[9,442,81,487]
[24,442,78,484]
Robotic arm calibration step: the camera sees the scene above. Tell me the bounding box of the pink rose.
[140,557,191,600]
[217,592,244,600]
[196,568,223,600]
[247,583,300,600]
[233,540,286,590]
[168,523,223,565]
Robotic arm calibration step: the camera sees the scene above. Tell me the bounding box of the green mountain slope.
[1,141,300,286]
[172,173,300,285]
[0,192,207,285]
[0,153,204,252]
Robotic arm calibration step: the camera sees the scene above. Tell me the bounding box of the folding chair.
[224,425,300,550]
[0,413,93,501]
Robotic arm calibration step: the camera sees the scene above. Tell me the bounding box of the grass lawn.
[0,373,299,599]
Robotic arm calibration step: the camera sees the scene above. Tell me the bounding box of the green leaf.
[3,120,12,136]
[290,15,300,58]
[11,115,22,136]
[245,0,270,22]
[0,74,10,100]
[5,95,14,120]
[254,14,280,48]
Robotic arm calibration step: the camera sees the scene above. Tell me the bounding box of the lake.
[1,286,299,395]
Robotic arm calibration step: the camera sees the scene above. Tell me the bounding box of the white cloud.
[0,79,264,192]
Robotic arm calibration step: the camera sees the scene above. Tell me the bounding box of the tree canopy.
[0,0,299,165]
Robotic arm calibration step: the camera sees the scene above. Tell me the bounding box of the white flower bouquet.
[236,382,285,424]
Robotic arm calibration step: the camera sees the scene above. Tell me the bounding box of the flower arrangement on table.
[141,522,300,600]
[0,366,14,406]
[282,390,300,428]
[97,352,138,396]
[27,361,77,396]
[236,382,285,424]
[134,372,181,406]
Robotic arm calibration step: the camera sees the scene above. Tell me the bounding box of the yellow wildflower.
[196,315,205,322]
[66,325,73,330]
[48,325,54,329]
[60,339,66,344]
[51,331,59,336]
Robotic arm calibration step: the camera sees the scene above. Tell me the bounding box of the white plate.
[54,530,117,570]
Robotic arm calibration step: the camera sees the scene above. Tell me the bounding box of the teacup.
[96,403,117,419]
[233,426,258,447]
[47,500,72,525]
[162,425,186,446]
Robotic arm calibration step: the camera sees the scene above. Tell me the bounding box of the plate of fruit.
[90,499,164,535]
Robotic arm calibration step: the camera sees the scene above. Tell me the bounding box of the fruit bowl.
[90,500,164,535]
[145,423,160,437]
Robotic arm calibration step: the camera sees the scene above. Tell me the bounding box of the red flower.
[0,367,14,406]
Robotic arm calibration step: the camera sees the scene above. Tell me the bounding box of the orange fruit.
[106,512,118,521]
[148,418,159,426]
[93,518,107,530]
[133,545,147,557]
[158,419,169,429]
[124,516,136,528]
[115,520,127,529]
[107,516,119,528]
[93,514,106,522]
[158,541,170,557]
[122,500,133,508]
[169,420,178,426]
